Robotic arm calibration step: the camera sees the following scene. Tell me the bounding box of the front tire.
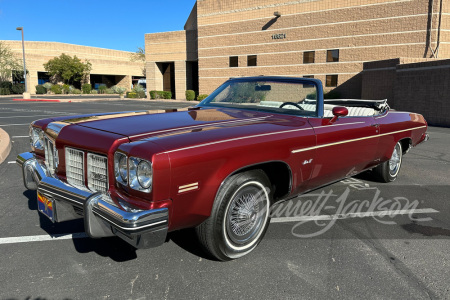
[196,170,271,261]
[374,142,403,182]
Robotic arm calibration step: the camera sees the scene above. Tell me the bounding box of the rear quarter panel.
[374,110,427,161]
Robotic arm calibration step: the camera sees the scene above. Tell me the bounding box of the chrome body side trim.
[16,152,168,249]
[291,125,427,153]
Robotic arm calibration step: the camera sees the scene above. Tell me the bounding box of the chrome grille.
[87,153,108,193]
[65,148,85,188]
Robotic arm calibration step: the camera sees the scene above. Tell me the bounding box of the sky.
[0,0,197,52]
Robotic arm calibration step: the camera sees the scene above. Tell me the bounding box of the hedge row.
[126,91,146,98]
[0,81,25,94]
[150,90,172,99]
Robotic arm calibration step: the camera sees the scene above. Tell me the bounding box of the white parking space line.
[0,209,439,245]
[11,136,29,138]
[0,123,30,127]
[7,161,16,164]
[271,208,439,223]
[0,115,54,119]
[0,233,88,245]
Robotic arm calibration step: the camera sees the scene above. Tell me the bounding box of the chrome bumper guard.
[16,152,168,249]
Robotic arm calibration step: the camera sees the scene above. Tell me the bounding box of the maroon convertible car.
[17,76,428,260]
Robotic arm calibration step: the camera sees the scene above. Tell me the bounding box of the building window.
[247,55,257,67]
[327,49,339,62]
[303,51,315,64]
[326,75,338,87]
[230,56,238,67]
[303,75,315,78]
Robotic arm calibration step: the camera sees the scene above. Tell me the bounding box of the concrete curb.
[0,128,12,164]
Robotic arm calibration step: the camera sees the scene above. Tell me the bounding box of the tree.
[130,46,146,76]
[0,42,22,82]
[43,53,92,85]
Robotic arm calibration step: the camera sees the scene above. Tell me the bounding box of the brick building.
[145,0,448,102]
[2,41,144,93]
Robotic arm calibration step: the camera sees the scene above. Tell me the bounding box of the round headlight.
[137,160,152,189]
[119,155,128,182]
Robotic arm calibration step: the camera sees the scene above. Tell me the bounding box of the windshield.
[199,79,318,116]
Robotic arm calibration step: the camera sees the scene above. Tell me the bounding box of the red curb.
[13,98,65,102]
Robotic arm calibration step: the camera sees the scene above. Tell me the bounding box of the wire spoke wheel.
[226,186,267,245]
[389,143,402,176]
[196,170,271,260]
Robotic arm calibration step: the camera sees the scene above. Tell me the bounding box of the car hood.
[48,107,310,154]
[55,107,290,139]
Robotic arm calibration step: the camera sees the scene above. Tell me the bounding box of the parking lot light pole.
[16,27,27,94]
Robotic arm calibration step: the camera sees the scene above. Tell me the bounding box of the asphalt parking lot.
[0,97,449,299]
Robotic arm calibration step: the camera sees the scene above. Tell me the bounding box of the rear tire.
[196,170,271,261]
[374,142,403,182]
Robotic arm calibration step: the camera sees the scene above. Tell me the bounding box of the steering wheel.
[279,102,304,110]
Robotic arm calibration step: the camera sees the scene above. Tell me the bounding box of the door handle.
[371,123,380,127]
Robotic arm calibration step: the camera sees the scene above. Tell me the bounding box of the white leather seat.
[299,104,316,111]
[259,101,375,117]
[346,107,375,117]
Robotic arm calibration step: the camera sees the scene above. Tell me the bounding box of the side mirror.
[330,106,348,123]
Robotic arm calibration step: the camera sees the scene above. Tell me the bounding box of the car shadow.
[24,189,38,211]
[353,170,383,182]
[167,228,215,260]
[23,190,138,262]
[24,190,85,234]
[72,236,138,262]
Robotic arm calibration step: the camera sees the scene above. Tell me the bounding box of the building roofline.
[0,40,136,54]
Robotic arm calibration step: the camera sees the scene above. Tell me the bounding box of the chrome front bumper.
[16,152,168,249]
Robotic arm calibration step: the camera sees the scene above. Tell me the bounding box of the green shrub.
[0,88,10,95]
[185,90,195,101]
[91,89,98,94]
[306,91,317,100]
[149,90,172,99]
[105,88,113,94]
[82,83,91,94]
[126,92,137,98]
[72,88,82,94]
[98,85,107,94]
[133,84,144,93]
[197,94,209,101]
[35,85,46,94]
[43,82,53,92]
[111,85,126,95]
[0,81,12,90]
[11,84,25,94]
[62,84,70,94]
[50,84,63,94]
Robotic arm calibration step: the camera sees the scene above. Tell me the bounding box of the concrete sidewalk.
[0,128,12,164]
